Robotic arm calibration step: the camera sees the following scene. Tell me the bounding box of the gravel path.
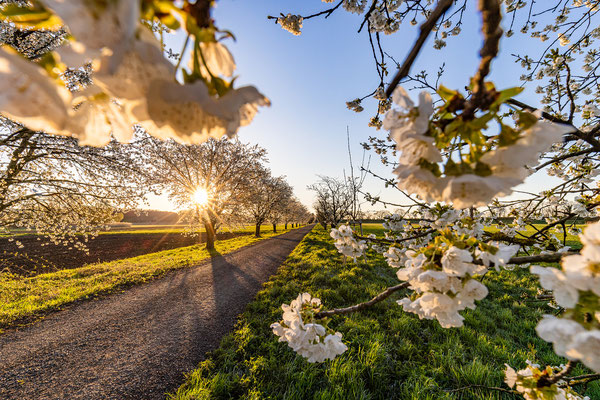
[0,225,313,400]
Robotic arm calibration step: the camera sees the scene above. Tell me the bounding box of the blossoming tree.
[2,0,600,398]
[267,1,600,398]
[138,134,269,249]
[0,118,148,250]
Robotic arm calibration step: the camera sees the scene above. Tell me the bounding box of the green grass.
[0,225,300,331]
[170,225,598,400]
[359,223,584,249]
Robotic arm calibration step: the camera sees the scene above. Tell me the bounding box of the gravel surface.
[0,225,313,400]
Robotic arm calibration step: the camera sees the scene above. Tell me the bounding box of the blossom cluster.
[277,14,303,36]
[0,1,269,146]
[504,361,589,400]
[271,293,348,363]
[531,221,600,373]
[329,210,519,329]
[396,241,506,328]
[383,86,574,209]
[330,225,367,261]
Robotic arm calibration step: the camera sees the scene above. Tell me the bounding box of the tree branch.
[538,360,577,388]
[315,282,410,318]
[385,0,454,98]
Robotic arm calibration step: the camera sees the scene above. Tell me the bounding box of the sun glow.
[193,187,210,206]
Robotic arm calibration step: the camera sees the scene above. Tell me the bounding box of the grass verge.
[170,225,598,400]
[0,226,300,332]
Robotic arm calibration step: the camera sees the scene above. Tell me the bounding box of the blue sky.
[147,0,562,212]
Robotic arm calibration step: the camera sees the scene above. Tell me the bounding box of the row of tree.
[141,135,311,249]
[0,122,311,250]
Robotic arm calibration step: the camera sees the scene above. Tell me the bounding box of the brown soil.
[0,231,250,276]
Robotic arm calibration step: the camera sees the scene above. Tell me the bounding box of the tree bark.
[204,220,216,250]
[284,222,288,229]
[272,223,277,233]
[255,224,261,237]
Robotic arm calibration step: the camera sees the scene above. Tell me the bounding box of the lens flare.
[193,187,209,206]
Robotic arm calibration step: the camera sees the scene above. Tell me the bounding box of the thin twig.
[267,0,344,22]
[538,360,577,387]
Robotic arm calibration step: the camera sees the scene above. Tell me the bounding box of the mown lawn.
[171,225,598,399]
[0,225,300,331]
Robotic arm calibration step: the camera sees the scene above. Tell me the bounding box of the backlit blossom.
[536,315,585,357]
[396,246,489,328]
[277,14,303,36]
[42,0,139,72]
[199,42,236,77]
[271,293,348,362]
[475,242,520,271]
[504,363,587,399]
[532,221,600,373]
[0,48,70,133]
[12,1,269,145]
[92,28,269,144]
[566,330,600,373]
[531,265,579,308]
[383,86,574,208]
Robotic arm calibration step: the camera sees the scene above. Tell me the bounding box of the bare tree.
[140,136,267,249]
[308,176,353,229]
[283,197,310,229]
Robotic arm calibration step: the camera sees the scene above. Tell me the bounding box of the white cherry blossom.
[271,293,348,363]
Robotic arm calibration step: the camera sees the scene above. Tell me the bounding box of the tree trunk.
[284,222,288,229]
[255,223,261,237]
[272,223,277,233]
[205,220,216,250]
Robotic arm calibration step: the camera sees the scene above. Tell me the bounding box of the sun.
[192,187,210,206]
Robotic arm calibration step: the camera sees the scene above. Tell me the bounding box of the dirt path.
[0,225,314,400]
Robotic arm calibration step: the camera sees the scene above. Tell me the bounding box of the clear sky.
[147,0,563,212]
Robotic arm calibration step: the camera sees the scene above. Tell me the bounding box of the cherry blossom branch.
[538,360,577,388]
[267,0,344,22]
[506,98,571,125]
[534,149,595,172]
[507,98,600,152]
[357,0,378,33]
[507,252,578,265]
[385,0,454,97]
[483,231,537,246]
[315,282,410,318]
